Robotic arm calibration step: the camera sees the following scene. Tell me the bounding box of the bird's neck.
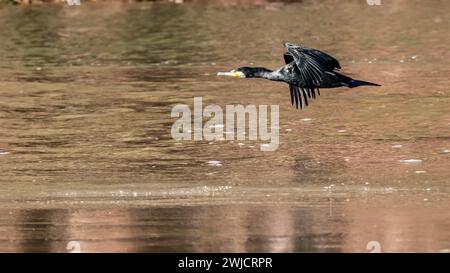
[251,67,282,81]
[248,67,275,79]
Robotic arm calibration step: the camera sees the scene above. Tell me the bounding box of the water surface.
[0,1,449,252]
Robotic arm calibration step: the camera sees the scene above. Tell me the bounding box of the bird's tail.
[346,79,381,88]
[335,72,381,88]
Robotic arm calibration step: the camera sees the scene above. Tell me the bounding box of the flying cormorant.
[218,42,380,109]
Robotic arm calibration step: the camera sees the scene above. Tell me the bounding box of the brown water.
[0,0,449,252]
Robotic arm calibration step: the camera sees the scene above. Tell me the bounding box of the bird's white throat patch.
[171,97,279,151]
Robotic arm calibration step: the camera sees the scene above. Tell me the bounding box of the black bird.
[217,42,380,109]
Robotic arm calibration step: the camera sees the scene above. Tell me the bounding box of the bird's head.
[217,67,269,78]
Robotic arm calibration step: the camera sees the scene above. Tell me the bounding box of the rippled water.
[0,1,449,252]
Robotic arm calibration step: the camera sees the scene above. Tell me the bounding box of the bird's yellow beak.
[217,70,245,78]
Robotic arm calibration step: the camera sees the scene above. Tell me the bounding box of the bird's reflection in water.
[0,206,345,253]
[1,198,449,252]
[5,210,69,253]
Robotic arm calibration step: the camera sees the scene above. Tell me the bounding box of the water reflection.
[1,198,448,252]
[1,205,344,252]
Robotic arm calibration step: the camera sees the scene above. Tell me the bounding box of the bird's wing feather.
[289,47,325,86]
[284,53,305,109]
[284,42,340,70]
[283,42,340,108]
[289,84,305,109]
[304,49,341,70]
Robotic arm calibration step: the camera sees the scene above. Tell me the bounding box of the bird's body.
[217,42,380,109]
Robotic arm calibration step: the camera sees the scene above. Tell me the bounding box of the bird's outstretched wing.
[285,42,341,71]
[284,54,307,109]
[284,42,340,109]
[302,48,341,71]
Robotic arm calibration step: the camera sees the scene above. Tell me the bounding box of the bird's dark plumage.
[217,42,381,109]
